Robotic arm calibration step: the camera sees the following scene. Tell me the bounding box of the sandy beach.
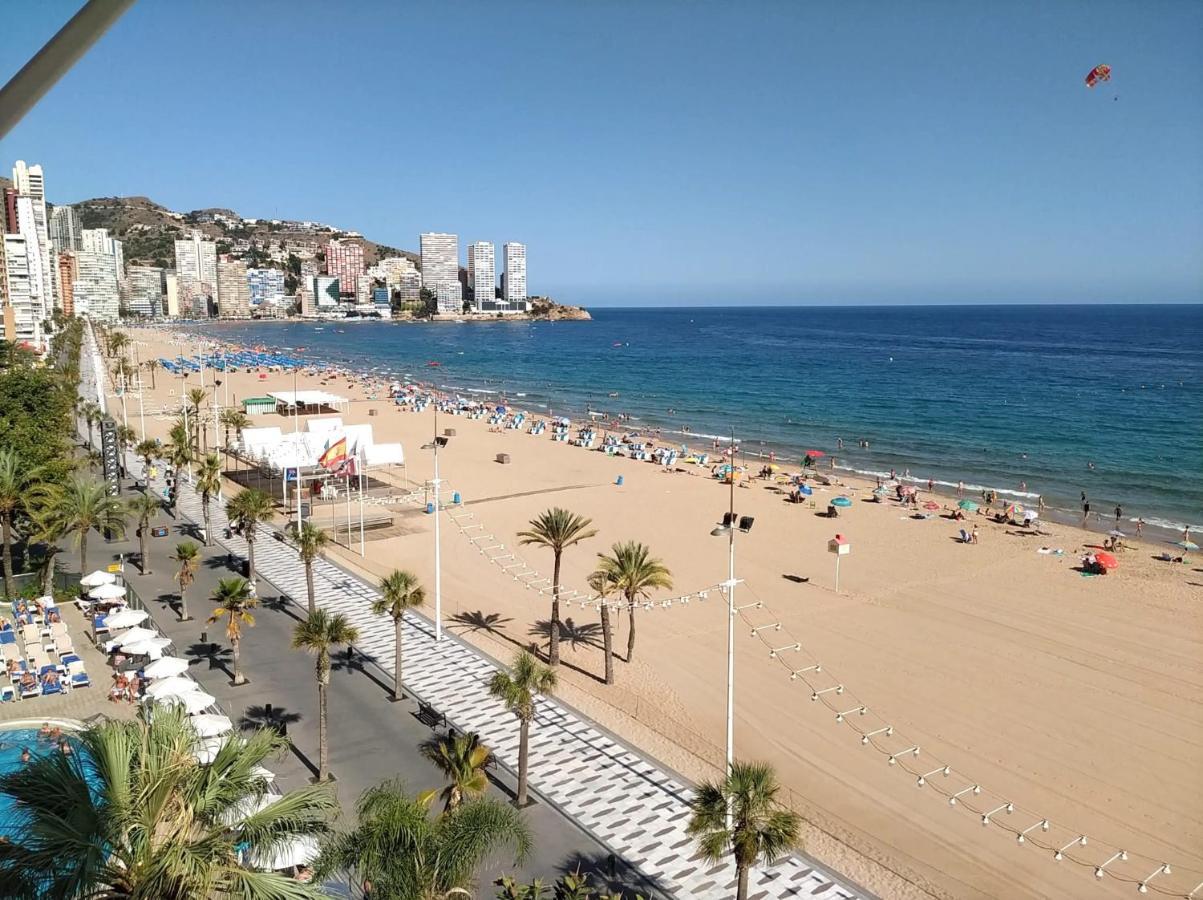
[107,326,1203,900]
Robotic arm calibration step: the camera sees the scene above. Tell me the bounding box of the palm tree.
[172,540,200,621]
[587,570,617,685]
[488,650,557,807]
[687,761,802,900]
[127,492,161,576]
[517,508,597,666]
[592,541,673,664]
[0,448,32,596]
[81,402,99,449]
[144,357,159,389]
[208,576,258,685]
[187,387,207,451]
[291,609,359,782]
[0,705,337,899]
[313,779,530,898]
[226,488,274,584]
[418,731,494,814]
[25,490,69,596]
[52,474,128,574]
[195,452,223,546]
[220,407,249,450]
[108,329,129,358]
[372,569,426,701]
[289,520,328,614]
[134,437,161,473]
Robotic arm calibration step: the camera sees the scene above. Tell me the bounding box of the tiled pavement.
[86,328,868,900]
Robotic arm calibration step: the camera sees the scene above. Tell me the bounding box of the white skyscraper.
[12,161,55,322]
[74,250,121,320]
[13,197,48,337]
[1,235,37,342]
[503,242,527,309]
[125,266,164,316]
[174,230,219,313]
[420,232,461,314]
[49,205,80,252]
[467,241,495,311]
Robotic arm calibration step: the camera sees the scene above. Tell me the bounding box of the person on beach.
[1082,498,1091,525]
[1115,504,1123,525]
[20,748,30,764]
[1136,518,1144,537]
[927,478,934,492]
[971,525,980,544]
[957,480,964,498]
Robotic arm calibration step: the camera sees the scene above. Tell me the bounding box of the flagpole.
[358,452,365,557]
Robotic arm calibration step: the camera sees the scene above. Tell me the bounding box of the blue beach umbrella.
[799,484,813,496]
[832,496,853,508]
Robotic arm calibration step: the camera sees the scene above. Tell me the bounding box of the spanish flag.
[318,436,348,470]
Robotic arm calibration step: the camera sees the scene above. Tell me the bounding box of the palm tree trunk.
[305,563,315,614]
[41,548,58,594]
[232,635,243,684]
[626,599,637,662]
[736,863,749,900]
[202,499,212,546]
[139,529,150,575]
[318,675,329,781]
[601,604,614,685]
[517,717,530,806]
[2,513,13,597]
[179,585,188,621]
[80,531,88,575]
[393,614,403,700]
[247,535,256,583]
[150,367,156,389]
[549,552,562,666]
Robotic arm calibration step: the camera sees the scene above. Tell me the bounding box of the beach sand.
[108,327,1203,899]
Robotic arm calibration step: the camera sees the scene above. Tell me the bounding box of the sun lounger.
[20,681,40,699]
[1,684,14,702]
[54,636,74,656]
[959,529,972,543]
[0,630,15,645]
[66,661,90,688]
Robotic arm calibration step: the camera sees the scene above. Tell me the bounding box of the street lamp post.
[422,404,447,643]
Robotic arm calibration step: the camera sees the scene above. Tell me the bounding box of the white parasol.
[143,656,190,679]
[110,626,157,648]
[80,570,116,588]
[246,835,320,871]
[103,608,149,630]
[157,689,215,715]
[190,713,234,738]
[144,675,201,699]
[89,583,127,600]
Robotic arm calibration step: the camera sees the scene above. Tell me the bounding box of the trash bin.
[616,475,624,486]
[426,502,435,514]
[452,492,461,505]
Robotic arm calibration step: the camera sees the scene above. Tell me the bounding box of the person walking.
[1115,503,1123,525]
[1082,497,1091,526]
[1136,518,1144,538]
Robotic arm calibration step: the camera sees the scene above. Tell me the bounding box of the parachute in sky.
[1085,64,1112,88]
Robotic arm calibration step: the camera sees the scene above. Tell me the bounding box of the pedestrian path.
[85,330,866,899]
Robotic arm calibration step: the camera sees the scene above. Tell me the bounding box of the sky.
[1,0,1201,306]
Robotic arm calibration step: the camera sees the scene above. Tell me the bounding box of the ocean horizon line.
[570,300,1203,310]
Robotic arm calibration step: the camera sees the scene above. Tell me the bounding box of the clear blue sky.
[2,0,1200,305]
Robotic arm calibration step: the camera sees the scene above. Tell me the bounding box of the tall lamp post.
[421,404,448,642]
[709,430,754,783]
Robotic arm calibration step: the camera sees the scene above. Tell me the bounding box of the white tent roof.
[364,442,405,466]
[306,417,343,433]
[267,390,348,408]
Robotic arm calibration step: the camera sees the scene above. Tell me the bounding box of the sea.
[194,305,1202,534]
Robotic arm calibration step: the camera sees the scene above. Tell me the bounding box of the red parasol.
[923,500,940,510]
[805,449,826,458]
[1094,551,1119,570]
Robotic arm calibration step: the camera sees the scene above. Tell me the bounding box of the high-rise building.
[57,251,77,318]
[1,235,36,342]
[216,258,251,318]
[164,273,181,317]
[467,241,495,311]
[420,232,461,313]
[325,239,364,297]
[73,250,121,320]
[49,205,80,252]
[310,275,340,309]
[125,266,164,316]
[174,231,218,313]
[247,268,286,307]
[80,228,124,276]
[396,268,421,304]
[12,197,48,336]
[1,188,17,234]
[504,242,527,308]
[12,161,55,323]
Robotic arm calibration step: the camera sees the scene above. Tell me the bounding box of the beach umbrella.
[80,570,116,588]
[923,500,940,511]
[871,486,889,497]
[250,764,276,783]
[900,485,917,496]
[190,713,234,738]
[799,484,813,496]
[221,792,280,826]
[1175,540,1199,552]
[103,608,149,630]
[832,496,853,508]
[89,583,127,600]
[159,690,215,715]
[247,835,319,872]
[1094,551,1119,570]
[1107,529,1126,538]
[193,735,226,765]
[122,636,172,657]
[958,500,979,512]
[805,449,825,458]
[112,626,157,648]
[1023,509,1040,522]
[144,675,201,699]
[143,656,190,679]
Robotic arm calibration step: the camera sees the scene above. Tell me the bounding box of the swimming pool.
[0,723,94,837]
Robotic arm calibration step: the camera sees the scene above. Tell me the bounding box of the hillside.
[59,193,417,271]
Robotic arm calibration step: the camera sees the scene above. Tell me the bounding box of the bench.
[416,699,446,730]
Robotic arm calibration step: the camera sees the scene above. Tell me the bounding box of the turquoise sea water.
[196,304,1202,532]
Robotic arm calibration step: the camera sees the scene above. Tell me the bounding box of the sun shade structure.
[88,582,127,600]
[80,570,116,587]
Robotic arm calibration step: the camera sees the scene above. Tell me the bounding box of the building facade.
[1,235,36,342]
[325,239,364,297]
[504,242,527,307]
[57,251,77,318]
[174,231,218,312]
[125,265,164,317]
[310,275,340,309]
[420,232,461,313]
[216,258,251,318]
[49,205,80,252]
[74,249,121,320]
[467,241,495,310]
[247,267,286,308]
[164,273,180,317]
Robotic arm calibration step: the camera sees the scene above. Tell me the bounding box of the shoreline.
[164,320,1198,543]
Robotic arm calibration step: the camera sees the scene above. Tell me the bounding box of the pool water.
[0,726,95,837]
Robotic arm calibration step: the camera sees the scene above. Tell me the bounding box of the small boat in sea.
[426,361,441,368]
